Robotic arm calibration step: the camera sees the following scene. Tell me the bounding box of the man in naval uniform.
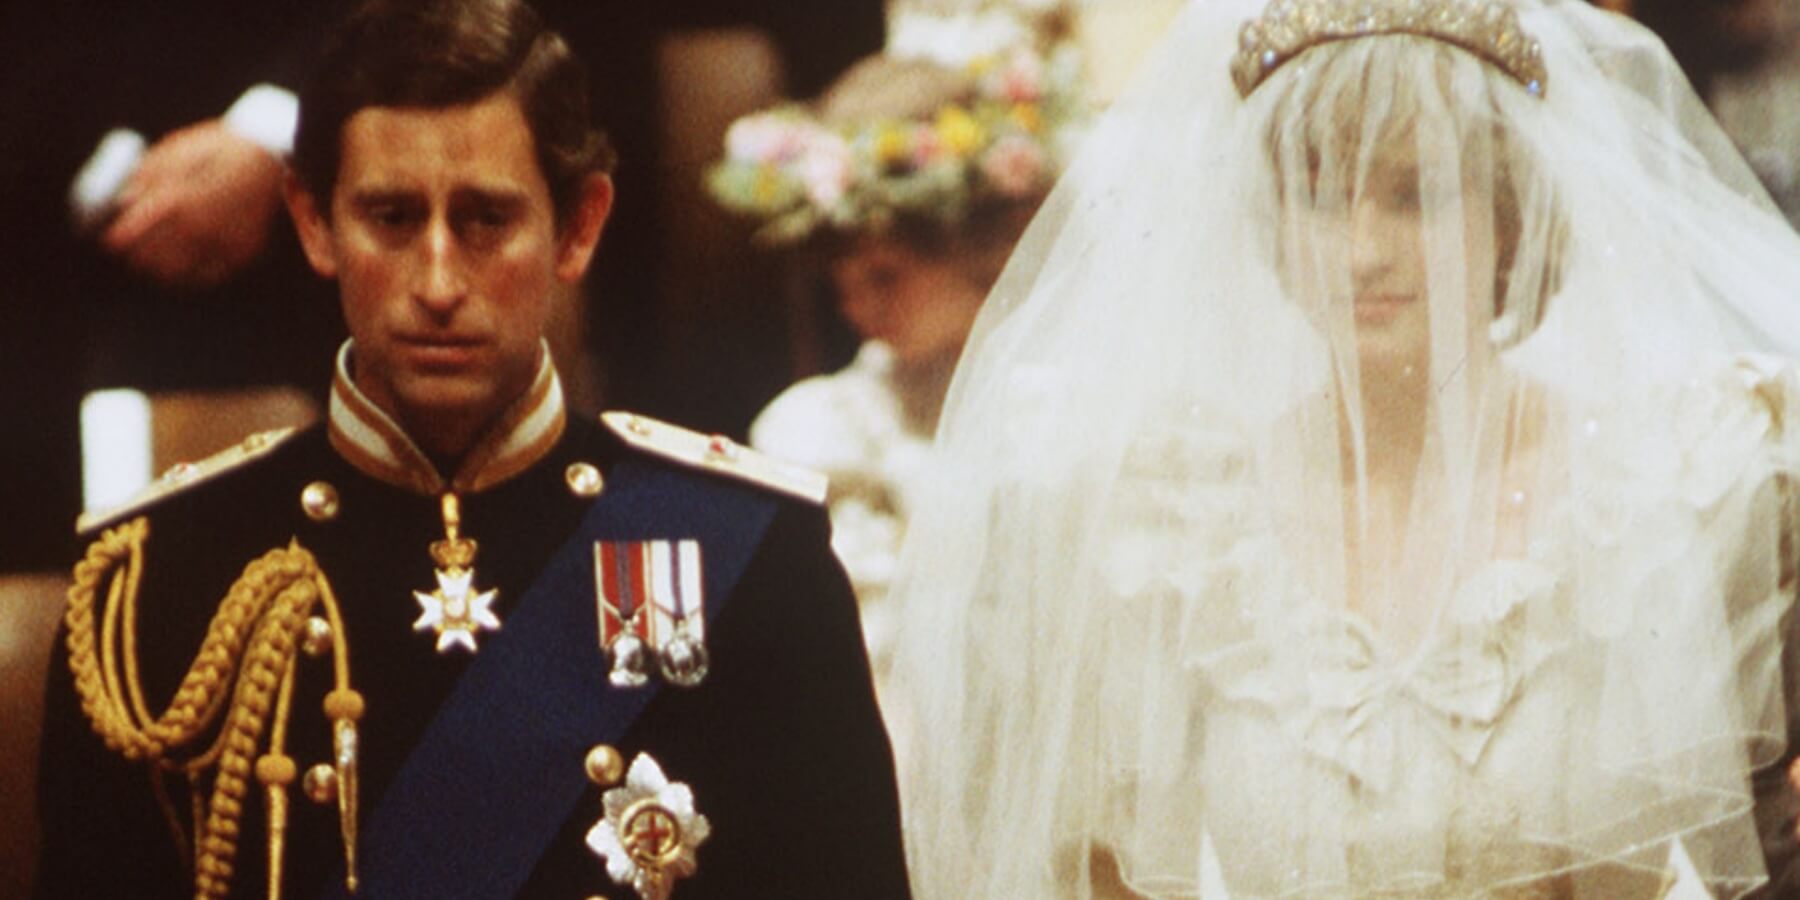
[31,1,911,897]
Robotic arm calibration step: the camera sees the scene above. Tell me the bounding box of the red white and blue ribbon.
[595,540,706,687]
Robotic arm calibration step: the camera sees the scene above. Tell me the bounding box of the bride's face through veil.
[1252,39,1567,631]
[1265,45,1559,389]
[1280,128,1497,377]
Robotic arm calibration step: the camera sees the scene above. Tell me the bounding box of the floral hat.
[706,41,1086,245]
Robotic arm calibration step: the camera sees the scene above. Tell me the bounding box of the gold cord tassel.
[66,519,361,900]
[325,690,364,893]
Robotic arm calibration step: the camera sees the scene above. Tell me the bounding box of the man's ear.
[284,172,339,279]
[555,173,614,284]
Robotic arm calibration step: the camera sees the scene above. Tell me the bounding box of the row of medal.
[406,495,712,899]
[410,494,711,691]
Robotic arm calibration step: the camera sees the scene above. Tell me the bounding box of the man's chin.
[389,376,507,428]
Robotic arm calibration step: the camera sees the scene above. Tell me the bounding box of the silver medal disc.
[659,633,710,688]
[609,634,652,688]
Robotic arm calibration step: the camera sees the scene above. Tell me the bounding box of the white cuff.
[68,128,146,232]
[223,83,299,159]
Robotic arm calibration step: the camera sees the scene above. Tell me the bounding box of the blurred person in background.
[0,5,343,574]
[0,2,885,576]
[1628,0,1800,224]
[707,0,1086,679]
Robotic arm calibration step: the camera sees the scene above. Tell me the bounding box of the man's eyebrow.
[347,187,422,208]
[451,184,532,207]
[345,184,535,212]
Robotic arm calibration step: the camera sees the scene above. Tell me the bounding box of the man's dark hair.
[293,0,615,225]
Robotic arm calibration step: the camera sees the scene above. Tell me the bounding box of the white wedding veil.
[885,0,1800,896]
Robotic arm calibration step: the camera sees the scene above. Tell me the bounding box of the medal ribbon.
[597,540,705,650]
[650,540,704,643]
[319,459,777,900]
[596,541,651,647]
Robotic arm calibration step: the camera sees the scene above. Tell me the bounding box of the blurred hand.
[1790,756,1800,840]
[100,120,285,289]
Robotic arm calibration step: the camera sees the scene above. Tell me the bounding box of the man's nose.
[414,217,467,312]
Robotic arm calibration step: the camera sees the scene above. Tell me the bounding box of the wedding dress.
[885,0,1800,896]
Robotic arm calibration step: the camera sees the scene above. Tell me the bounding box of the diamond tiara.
[1230,0,1548,99]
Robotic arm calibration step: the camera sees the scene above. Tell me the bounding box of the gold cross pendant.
[413,493,500,653]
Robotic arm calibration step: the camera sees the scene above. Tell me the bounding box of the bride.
[885,0,1800,896]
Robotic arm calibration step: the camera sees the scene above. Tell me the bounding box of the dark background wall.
[0,0,884,574]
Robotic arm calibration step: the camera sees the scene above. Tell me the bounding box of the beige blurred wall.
[1076,0,1187,102]
[0,574,71,900]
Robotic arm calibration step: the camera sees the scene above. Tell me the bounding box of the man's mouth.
[395,334,487,368]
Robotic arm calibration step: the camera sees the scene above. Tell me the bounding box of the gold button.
[301,481,340,522]
[255,754,297,786]
[626,415,652,436]
[585,744,625,787]
[302,616,334,657]
[565,462,604,498]
[302,763,338,804]
[162,462,198,483]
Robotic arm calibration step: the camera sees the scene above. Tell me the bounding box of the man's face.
[291,91,605,444]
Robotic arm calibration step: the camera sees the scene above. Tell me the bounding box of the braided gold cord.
[193,570,319,899]
[65,519,360,900]
[67,520,295,761]
[260,658,300,900]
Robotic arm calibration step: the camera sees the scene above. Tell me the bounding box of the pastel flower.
[1009,102,1043,135]
[910,125,947,167]
[724,113,805,165]
[705,35,1084,244]
[873,123,911,168]
[980,134,1048,197]
[935,105,985,157]
[985,48,1045,104]
[751,168,784,204]
[796,132,854,209]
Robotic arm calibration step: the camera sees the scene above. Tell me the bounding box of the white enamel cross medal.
[413,493,500,653]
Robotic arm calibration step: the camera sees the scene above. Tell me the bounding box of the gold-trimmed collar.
[327,340,567,495]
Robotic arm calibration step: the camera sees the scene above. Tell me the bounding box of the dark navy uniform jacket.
[34,411,911,899]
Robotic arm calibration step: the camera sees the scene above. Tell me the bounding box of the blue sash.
[320,458,777,899]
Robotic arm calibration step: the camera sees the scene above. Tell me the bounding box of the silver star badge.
[586,753,710,900]
[413,567,500,653]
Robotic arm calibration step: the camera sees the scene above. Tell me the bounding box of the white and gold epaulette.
[76,427,299,534]
[602,412,827,505]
